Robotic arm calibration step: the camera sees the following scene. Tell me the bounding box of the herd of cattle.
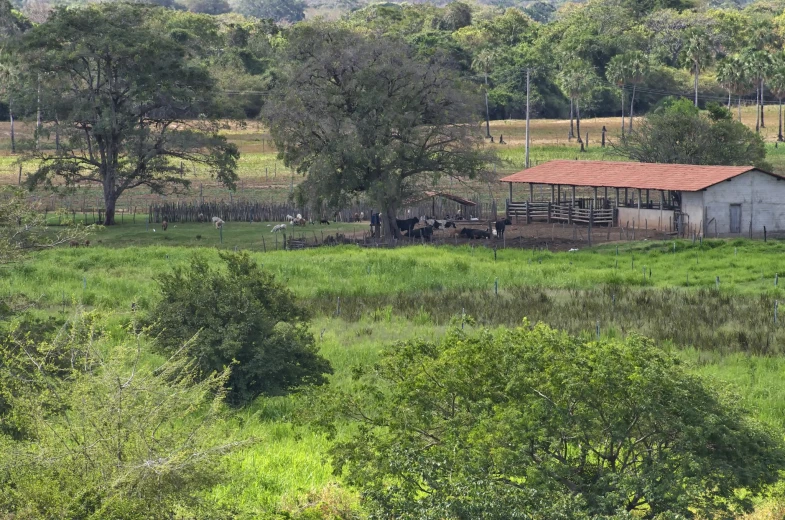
[396,216,512,241]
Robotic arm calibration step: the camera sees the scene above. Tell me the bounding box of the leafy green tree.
[13,4,239,225]
[606,54,630,135]
[681,29,713,107]
[147,252,332,404]
[265,24,492,238]
[717,54,752,120]
[236,0,305,23]
[742,48,772,132]
[186,0,231,14]
[614,97,769,168]
[768,53,785,141]
[558,61,597,145]
[313,321,785,519]
[0,188,87,265]
[471,49,495,138]
[623,51,649,131]
[442,2,472,30]
[0,311,236,517]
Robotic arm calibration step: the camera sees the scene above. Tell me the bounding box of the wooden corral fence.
[148,196,495,224]
[507,201,615,227]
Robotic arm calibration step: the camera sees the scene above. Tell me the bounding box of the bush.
[0,312,233,518]
[147,252,332,404]
[315,320,785,519]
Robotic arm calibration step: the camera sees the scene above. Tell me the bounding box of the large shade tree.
[265,24,492,238]
[12,4,239,225]
[314,321,785,519]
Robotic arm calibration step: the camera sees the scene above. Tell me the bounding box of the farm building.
[500,160,785,236]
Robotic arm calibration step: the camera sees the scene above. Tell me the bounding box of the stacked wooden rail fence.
[507,201,615,226]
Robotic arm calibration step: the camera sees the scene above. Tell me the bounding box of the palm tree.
[558,62,597,148]
[681,30,713,108]
[768,54,785,141]
[742,49,771,132]
[717,55,752,122]
[606,54,628,137]
[471,50,495,139]
[625,52,648,132]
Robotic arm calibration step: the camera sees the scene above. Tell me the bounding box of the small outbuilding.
[500,160,785,236]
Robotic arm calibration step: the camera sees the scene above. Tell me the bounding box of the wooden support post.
[529,183,534,202]
[604,187,608,207]
[547,202,551,223]
[637,188,642,223]
[508,182,513,204]
[588,202,593,246]
[551,184,555,202]
[625,188,628,206]
[615,188,620,207]
[570,186,575,224]
[593,186,598,207]
[659,191,664,231]
[557,185,561,203]
[646,189,650,207]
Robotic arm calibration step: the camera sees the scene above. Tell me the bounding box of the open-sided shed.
[500,160,785,236]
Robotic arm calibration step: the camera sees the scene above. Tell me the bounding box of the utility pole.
[525,67,531,169]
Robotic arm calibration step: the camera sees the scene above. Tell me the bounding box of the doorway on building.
[729,204,742,233]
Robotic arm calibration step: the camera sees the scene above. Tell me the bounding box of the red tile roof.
[499,160,774,192]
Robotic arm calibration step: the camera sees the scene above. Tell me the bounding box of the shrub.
[0,311,233,518]
[147,252,332,404]
[315,320,785,519]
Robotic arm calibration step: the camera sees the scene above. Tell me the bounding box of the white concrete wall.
[698,170,785,234]
[617,207,676,231]
[681,191,705,236]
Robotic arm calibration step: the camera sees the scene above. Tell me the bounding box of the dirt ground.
[334,221,668,252]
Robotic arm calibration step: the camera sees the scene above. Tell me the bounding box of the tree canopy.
[13,3,239,225]
[314,320,785,519]
[146,252,332,404]
[264,24,493,237]
[613,98,769,168]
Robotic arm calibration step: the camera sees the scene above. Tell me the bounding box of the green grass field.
[5,237,785,516]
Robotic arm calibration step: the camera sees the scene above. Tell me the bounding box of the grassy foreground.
[5,239,785,516]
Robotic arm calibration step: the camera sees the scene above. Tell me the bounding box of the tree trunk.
[381,205,401,240]
[9,108,15,154]
[55,114,60,153]
[760,78,765,128]
[728,92,731,110]
[738,96,742,122]
[569,99,574,139]
[694,67,699,107]
[104,195,116,226]
[756,82,760,133]
[576,100,582,144]
[484,73,491,138]
[103,173,117,225]
[629,84,636,132]
[620,87,625,137]
[779,99,783,142]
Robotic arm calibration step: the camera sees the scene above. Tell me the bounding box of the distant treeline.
[4,0,785,124]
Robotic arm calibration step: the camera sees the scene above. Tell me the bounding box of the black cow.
[405,225,433,241]
[459,227,491,240]
[396,217,420,234]
[320,219,330,225]
[495,218,512,239]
